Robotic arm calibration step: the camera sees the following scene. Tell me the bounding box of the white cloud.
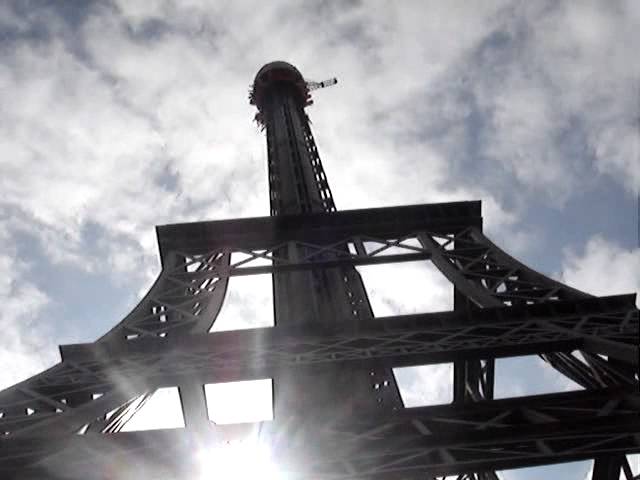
[460,1,640,201]
[0,5,636,478]
[534,0,640,195]
[591,123,639,192]
[495,355,583,400]
[211,273,273,332]
[3,0,633,293]
[559,235,640,298]
[0,0,636,282]
[0,232,58,390]
[358,260,453,317]
[394,363,453,407]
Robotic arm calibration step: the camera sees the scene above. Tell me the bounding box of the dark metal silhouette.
[0,61,637,479]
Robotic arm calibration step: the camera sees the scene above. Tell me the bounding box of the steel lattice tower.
[0,61,638,479]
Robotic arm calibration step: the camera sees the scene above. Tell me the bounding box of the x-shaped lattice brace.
[0,203,637,479]
[3,388,640,478]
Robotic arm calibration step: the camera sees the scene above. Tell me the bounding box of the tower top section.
[249,61,311,113]
[249,61,337,126]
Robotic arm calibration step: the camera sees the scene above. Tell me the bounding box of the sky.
[0,1,639,479]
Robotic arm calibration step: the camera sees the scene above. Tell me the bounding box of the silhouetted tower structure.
[0,61,638,479]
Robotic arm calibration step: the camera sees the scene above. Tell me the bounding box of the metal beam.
[56,300,638,388]
[156,201,482,262]
[3,389,640,479]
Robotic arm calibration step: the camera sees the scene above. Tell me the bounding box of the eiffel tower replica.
[0,61,638,479]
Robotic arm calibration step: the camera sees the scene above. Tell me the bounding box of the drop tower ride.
[0,62,638,480]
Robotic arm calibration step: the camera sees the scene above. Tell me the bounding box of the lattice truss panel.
[278,389,640,479]
[265,89,336,216]
[55,297,638,382]
[0,204,637,479]
[301,115,336,213]
[99,251,232,341]
[3,389,640,478]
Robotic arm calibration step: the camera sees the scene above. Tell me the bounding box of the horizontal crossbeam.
[0,295,634,440]
[59,295,637,387]
[3,388,639,479]
[171,250,431,279]
[156,201,482,263]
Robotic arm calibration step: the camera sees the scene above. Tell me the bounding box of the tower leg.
[592,455,624,480]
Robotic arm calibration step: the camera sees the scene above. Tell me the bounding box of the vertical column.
[260,73,404,427]
[179,383,209,437]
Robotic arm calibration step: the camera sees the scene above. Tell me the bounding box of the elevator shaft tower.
[250,62,392,426]
[251,61,372,330]
[0,61,637,480]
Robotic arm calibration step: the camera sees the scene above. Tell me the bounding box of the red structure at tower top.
[249,61,312,113]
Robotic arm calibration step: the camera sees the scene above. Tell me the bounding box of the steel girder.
[154,201,482,260]
[0,203,637,478]
[95,202,481,341]
[3,59,636,480]
[2,388,639,479]
[264,83,336,216]
[0,294,636,471]
[54,295,637,389]
[0,204,481,438]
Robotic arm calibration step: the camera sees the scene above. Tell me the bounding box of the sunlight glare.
[197,440,281,480]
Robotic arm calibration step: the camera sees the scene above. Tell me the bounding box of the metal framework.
[0,61,638,479]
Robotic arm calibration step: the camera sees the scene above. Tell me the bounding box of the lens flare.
[197,440,281,480]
